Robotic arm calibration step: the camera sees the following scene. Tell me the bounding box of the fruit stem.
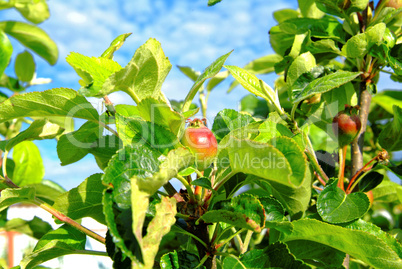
[303,133,329,183]
[176,175,196,202]
[338,145,347,191]
[103,95,116,117]
[346,150,388,193]
[240,230,253,254]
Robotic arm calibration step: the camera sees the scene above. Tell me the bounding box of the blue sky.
[3,0,400,189]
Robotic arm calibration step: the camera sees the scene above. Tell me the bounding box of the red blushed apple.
[332,105,362,147]
[181,118,218,171]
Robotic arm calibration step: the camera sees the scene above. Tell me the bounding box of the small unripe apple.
[181,118,218,171]
[332,105,362,147]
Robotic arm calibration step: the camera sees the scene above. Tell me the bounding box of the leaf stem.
[32,197,106,244]
[97,121,119,137]
[74,250,109,256]
[176,175,196,202]
[240,230,253,254]
[338,146,347,191]
[215,228,245,250]
[213,171,236,191]
[195,253,210,269]
[346,156,378,194]
[303,133,329,183]
[2,150,9,179]
[123,88,141,104]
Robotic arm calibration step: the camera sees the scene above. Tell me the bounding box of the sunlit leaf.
[379,105,402,151]
[0,21,58,65]
[280,219,402,269]
[53,174,106,225]
[0,30,12,77]
[13,141,44,186]
[0,88,99,123]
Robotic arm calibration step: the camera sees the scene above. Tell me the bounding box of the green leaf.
[291,71,361,103]
[0,88,99,123]
[138,97,184,135]
[279,17,345,41]
[239,94,269,118]
[287,52,316,87]
[341,219,402,259]
[222,242,310,269]
[33,224,85,251]
[342,23,386,58]
[177,65,200,81]
[66,52,122,97]
[132,197,177,268]
[273,9,300,24]
[228,138,297,186]
[0,21,58,65]
[103,190,142,263]
[3,216,52,239]
[134,147,194,195]
[216,135,312,216]
[160,250,205,269]
[0,30,12,77]
[212,109,255,142]
[200,193,265,232]
[317,180,370,224]
[208,0,222,6]
[224,65,276,103]
[116,115,178,153]
[101,33,132,59]
[56,121,99,165]
[286,240,345,268]
[13,141,44,186]
[206,70,229,92]
[14,50,35,82]
[280,218,402,269]
[372,90,402,115]
[259,196,286,222]
[0,73,24,93]
[358,171,384,192]
[103,145,193,262]
[53,174,106,225]
[315,0,369,17]
[243,54,283,75]
[115,104,140,118]
[20,225,86,269]
[379,105,402,151]
[31,180,65,205]
[182,50,232,112]
[56,121,119,169]
[191,177,212,190]
[13,0,50,24]
[371,179,402,203]
[298,0,325,18]
[0,119,63,152]
[103,144,161,209]
[103,38,171,103]
[0,187,36,212]
[269,25,295,56]
[254,114,292,143]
